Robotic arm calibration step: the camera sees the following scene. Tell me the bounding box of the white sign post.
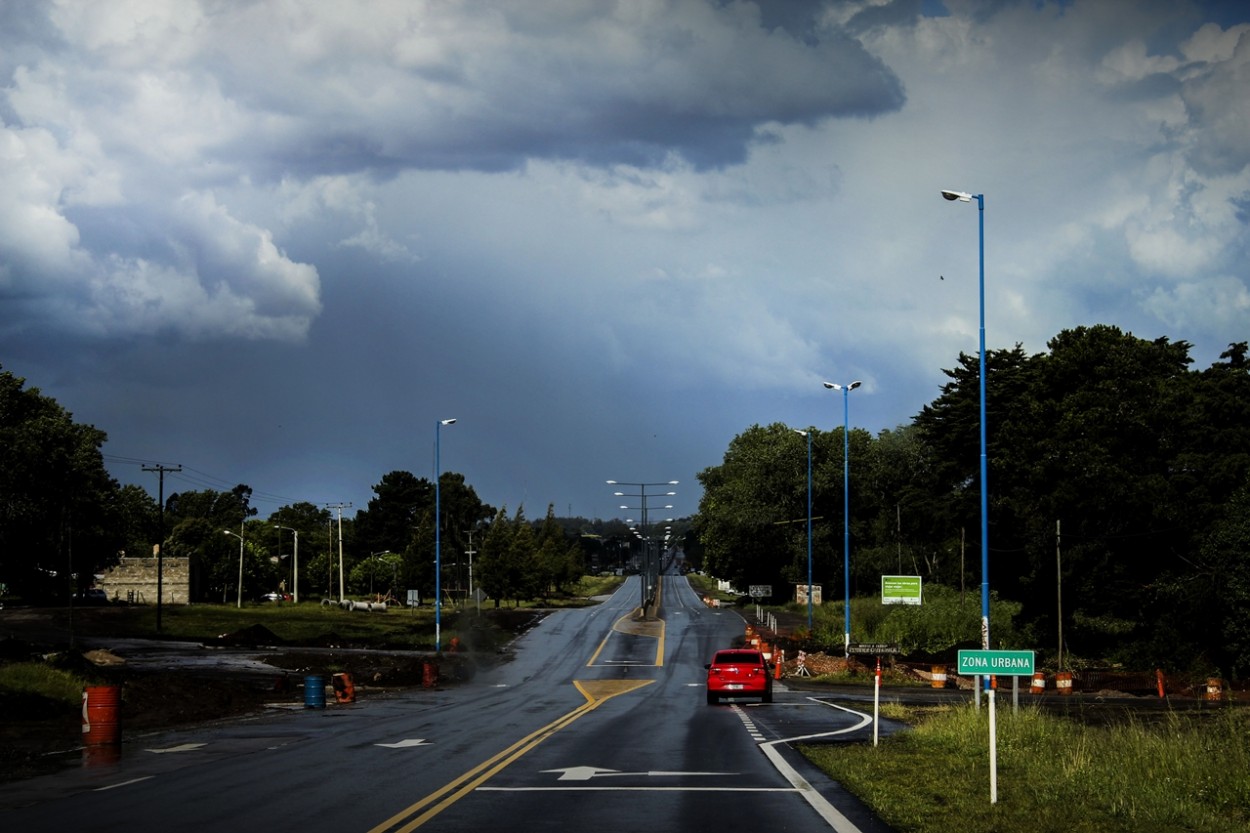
[957,650,1036,803]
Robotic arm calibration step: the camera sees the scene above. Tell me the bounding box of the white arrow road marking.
[144,743,208,754]
[541,766,735,782]
[375,738,432,749]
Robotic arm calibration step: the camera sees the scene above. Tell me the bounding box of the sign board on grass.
[848,643,900,655]
[795,584,822,605]
[956,649,1035,676]
[881,575,922,605]
[748,585,772,599]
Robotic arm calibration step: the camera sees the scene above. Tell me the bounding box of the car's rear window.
[713,651,763,665]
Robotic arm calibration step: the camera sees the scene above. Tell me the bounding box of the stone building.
[97,556,191,605]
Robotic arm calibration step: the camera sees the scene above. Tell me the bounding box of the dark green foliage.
[0,367,126,600]
[698,329,1250,674]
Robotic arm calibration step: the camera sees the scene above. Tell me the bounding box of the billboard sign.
[881,575,922,605]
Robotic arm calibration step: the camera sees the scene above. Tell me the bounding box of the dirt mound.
[209,624,284,647]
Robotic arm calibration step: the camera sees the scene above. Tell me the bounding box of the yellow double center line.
[367,681,654,833]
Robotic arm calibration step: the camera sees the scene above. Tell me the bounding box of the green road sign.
[881,575,922,605]
[957,649,1035,676]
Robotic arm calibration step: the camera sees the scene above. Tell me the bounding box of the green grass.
[0,662,91,706]
[801,703,1250,833]
[105,602,440,647]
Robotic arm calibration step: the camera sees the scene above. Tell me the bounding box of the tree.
[164,485,258,601]
[353,471,432,558]
[478,506,514,608]
[695,423,809,593]
[0,367,125,600]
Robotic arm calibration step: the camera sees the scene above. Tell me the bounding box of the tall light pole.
[223,527,244,608]
[607,480,678,613]
[274,524,298,602]
[824,380,862,656]
[435,418,456,653]
[942,189,991,668]
[794,429,814,632]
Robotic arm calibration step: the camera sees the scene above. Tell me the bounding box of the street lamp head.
[440,418,456,426]
[825,381,862,392]
[606,480,617,485]
[941,189,973,202]
[848,380,862,391]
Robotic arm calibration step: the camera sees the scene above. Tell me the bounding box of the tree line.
[694,326,1250,678]
[0,366,613,608]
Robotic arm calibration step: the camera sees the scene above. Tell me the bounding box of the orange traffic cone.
[775,650,784,679]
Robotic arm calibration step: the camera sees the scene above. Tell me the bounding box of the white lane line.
[94,776,154,791]
[757,699,874,833]
[479,786,798,793]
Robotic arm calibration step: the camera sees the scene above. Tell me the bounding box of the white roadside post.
[958,649,1035,803]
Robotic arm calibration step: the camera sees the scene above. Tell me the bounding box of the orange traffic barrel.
[1056,671,1074,695]
[1205,678,1223,701]
[422,660,440,688]
[332,672,356,704]
[82,685,122,746]
[930,665,947,689]
[1030,671,1046,694]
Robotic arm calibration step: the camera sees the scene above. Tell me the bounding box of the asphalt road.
[0,576,894,833]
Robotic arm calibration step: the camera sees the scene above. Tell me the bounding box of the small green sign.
[881,575,922,605]
[957,650,1035,676]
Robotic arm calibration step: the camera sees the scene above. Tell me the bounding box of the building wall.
[98,556,191,605]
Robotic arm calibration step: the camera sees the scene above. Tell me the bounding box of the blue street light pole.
[824,380,861,656]
[943,189,990,676]
[435,418,456,653]
[794,429,814,632]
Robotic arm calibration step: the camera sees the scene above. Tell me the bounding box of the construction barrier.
[930,665,947,689]
[1055,671,1073,695]
[332,672,355,704]
[1030,671,1046,694]
[774,650,783,680]
[422,660,439,688]
[1205,678,1223,701]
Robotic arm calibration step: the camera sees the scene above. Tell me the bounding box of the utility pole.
[325,503,352,602]
[142,463,181,632]
[464,529,478,615]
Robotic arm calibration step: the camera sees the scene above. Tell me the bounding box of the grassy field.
[802,702,1249,833]
[2,573,627,687]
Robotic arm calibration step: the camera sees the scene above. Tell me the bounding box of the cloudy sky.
[2,0,1247,523]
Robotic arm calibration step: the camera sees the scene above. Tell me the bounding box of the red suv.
[705,649,773,704]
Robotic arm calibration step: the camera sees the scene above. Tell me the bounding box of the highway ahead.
[0,577,893,833]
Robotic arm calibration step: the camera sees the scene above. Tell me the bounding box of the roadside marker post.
[957,650,1035,804]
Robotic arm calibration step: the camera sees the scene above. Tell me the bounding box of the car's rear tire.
[706,691,718,705]
[762,689,773,704]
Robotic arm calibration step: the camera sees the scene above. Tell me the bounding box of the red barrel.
[422,660,439,688]
[1030,671,1046,694]
[82,685,122,746]
[1056,671,1074,695]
